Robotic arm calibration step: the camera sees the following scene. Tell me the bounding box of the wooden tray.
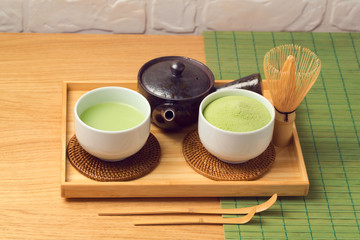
[61,81,309,198]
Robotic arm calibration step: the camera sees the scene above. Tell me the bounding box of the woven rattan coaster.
[67,133,160,182]
[183,130,275,181]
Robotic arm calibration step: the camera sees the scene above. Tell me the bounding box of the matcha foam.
[203,95,271,132]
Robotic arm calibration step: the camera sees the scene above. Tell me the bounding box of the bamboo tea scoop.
[99,193,277,216]
[133,207,256,225]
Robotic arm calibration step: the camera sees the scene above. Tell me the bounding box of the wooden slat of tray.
[61,80,309,198]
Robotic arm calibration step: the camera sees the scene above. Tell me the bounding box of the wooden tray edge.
[60,81,68,197]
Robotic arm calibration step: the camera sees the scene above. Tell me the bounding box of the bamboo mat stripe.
[203,31,360,240]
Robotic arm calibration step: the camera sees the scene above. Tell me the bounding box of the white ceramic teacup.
[74,87,151,162]
[198,89,275,163]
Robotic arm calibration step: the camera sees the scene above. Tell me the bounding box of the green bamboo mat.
[203,31,360,240]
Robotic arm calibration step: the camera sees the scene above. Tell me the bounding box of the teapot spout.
[151,103,194,131]
[163,108,175,121]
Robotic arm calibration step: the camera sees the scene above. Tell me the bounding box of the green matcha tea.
[203,95,271,132]
[80,102,145,131]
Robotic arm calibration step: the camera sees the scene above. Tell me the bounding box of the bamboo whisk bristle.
[263,44,321,113]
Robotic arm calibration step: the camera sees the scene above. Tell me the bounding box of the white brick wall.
[0,0,359,34]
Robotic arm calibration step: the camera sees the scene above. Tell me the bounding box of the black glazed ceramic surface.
[139,56,213,100]
[138,56,262,131]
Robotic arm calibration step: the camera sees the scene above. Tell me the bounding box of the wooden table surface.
[0,33,223,239]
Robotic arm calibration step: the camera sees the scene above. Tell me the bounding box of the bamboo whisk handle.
[273,110,296,147]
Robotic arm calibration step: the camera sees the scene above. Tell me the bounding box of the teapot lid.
[138,56,214,100]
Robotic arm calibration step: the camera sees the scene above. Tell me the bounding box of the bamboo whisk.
[264,44,321,146]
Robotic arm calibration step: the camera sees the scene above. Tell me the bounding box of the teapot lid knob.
[170,61,185,76]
